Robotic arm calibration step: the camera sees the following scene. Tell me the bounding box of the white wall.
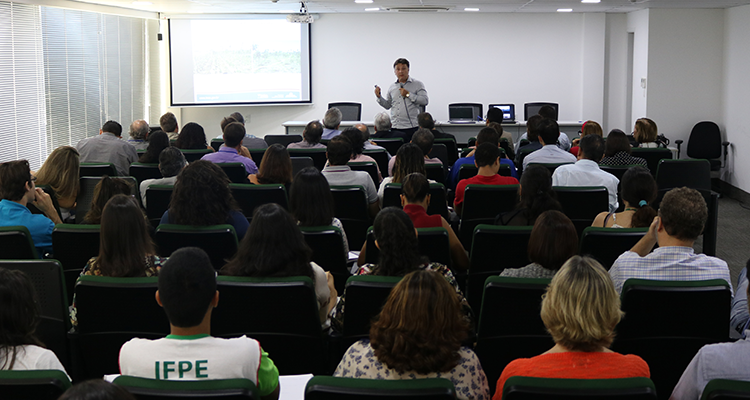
[603,13,629,132]
[178,12,606,137]
[627,9,649,125]
[722,4,750,190]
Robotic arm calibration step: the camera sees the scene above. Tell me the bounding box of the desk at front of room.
[282,121,585,145]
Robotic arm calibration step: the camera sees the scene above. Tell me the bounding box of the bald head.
[129,119,149,140]
[354,123,371,140]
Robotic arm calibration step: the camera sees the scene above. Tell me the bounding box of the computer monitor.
[488,104,516,122]
[448,103,482,123]
[524,102,559,121]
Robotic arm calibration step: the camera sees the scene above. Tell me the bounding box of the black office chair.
[655,159,711,192]
[364,227,452,267]
[381,183,450,220]
[338,275,402,350]
[630,148,672,177]
[0,226,39,259]
[579,227,647,271]
[288,149,327,171]
[113,376,259,399]
[179,149,213,162]
[457,164,478,182]
[129,163,162,185]
[80,162,117,177]
[330,185,371,250]
[76,176,137,224]
[553,186,609,238]
[210,138,224,152]
[291,157,315,177]
[425,163,446,184]
[371,138,404,156]
[434,137,459,166]
[0,370,72,400]
[430,143,449,169]
[264,134,302,147]
[246,148,266,167]
[458,184,519,248]
[524,102,558,121]
[145,185,173,227]
[362,149,389,179]
[300,225,350,294]
[52,224,101,304]
[154,224,238,270]
[229,183,288,222]
[502,377,657,400]
[527,162,573,176]
[599,165,640,181]
[305,376,456,400]
[349,162,380,185]
[216,162,249,184]
[701,379,750,400]
[328,102,362,121]
[675,121,730,171]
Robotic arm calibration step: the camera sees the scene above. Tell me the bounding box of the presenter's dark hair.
[517,165,562,225]
[528,210,578,271]
[476,127,499,147]
[604,129,632,157]
[158,147,187,178]
[487,108,504,124]
[98,194,156,277]
[371,207,427,277]
[257,144,293,185]
[538,105,557,121]
[475,142,500,167]
[393,58,409,68]
[102,120,122,136]
[417,112,435,130]
[174,122,208,150]
[303,120,324,144]
[327,135,353,165]
[159,247,217,328]
[0,268,44,370]
[411,128,434,156]
[526,115,543,142]
[0,160,31,201]
[579,134,605,161]
[58,379,137,400]
[538,118,560,145]
[170,160,238,226]
[392,143,425,184]
[621,166,657,228]
[222,122,246,148]
[221,204,313,281]
[341,127,366,155]
[83,176,133,224]
[290,167,335,227]
[402,173,430,203]
[139,130,170,163]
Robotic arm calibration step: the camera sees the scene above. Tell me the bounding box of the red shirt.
[403,204,442,228]
[492,352,650,400]
[454,174,519,208]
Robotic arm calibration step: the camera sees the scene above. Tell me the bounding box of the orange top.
[492,351,650,400]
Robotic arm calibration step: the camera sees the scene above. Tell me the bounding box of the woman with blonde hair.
[335,269,489,400]
[34,146,80,212]
[634,118,660,148]
[493,256,649,398]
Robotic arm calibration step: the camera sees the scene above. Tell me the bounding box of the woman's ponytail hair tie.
[638,200,648,207]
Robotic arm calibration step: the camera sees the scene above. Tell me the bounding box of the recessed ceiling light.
[557,8,573,12]
[464,8,479,11]
[132,1,152,5]
[355,0,373,3]
[581,0,601,3]
[365,7,379,11]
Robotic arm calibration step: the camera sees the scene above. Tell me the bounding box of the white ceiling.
[71,0,750,15]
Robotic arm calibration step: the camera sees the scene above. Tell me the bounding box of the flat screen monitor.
[489,104,516,122]
[524,102,559,121]
[448,106,476,123]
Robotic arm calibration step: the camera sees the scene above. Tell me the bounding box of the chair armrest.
[722,141,730,168]
[675,139,683,159]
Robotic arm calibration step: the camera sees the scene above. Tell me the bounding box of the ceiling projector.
[287,13,314,23]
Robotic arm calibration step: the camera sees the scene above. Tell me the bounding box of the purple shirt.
[201,147,258,174]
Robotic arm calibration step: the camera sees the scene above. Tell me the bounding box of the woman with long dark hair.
[81,176,133,224]
[138,130,170,164]
[160,160,249,239]
[249,144,293,188]
[220,203,334,324]
[496,164,563,226]
[0,268,69,377]
[289,167,348,253]
[335,270,489,400]
[377,143,428,203]
[593,166,657,228]
[174,122,211,150]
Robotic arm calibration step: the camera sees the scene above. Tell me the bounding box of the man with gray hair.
[128,119,150,151]
[371,112,406,140]
[321,108,343,140]
[139,147,186,207]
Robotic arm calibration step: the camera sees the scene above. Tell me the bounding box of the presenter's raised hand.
[374,85,381,98]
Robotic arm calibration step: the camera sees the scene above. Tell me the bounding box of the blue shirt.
[448,155,517,189]
[321,128,341,140]
[0,200,54,255]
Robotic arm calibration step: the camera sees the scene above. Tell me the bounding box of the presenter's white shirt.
[119,334,262,382]
[552,159,620,213]
[0,345,69,380]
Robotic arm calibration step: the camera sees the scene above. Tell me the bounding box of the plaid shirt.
[609,246,732,296]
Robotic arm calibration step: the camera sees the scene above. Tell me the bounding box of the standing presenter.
[375,58,429,140]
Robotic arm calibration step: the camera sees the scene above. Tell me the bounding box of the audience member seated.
[516,105,572,152]
[0,160,62,254]
[58,379,136,400]
[76,120,138,176]
[340,128,383,182]
[333,207,471,332]
[202,122,258,175]
[81,176,133,224]
[139,147,186,207]
[387,128,441,176]
[489,122,515,161]
[450,127,517,189]
[160,112,179,141]
[599,129,648,168]
[515,115,543,167]
[486,107,513,142]
[0,268,69,378]
[33,145,79,215]
[220,204,336,325]
[72,194,166,326]
[287,120,326,149]
[609,187,732,294]
[321,136,380,218]
[493,256,650,398]
[248,144,293,190]
[371,112,406,140]
[354,123,391,160]
[321,108,343,140]
[138,130,170,164]
[570,120,602,157]
[633,117,661,148]
[378,143,435,203]
[592,166,656,228]
[400,173,469,270]
[418,112,456,141]
[552,134,620,212]
[119,247,281,399]
[160,160,249,240]
[496,165,562,226]
[334,270,489,400]
[731,259,750,335]
[290,166,349,254]
[127,119,150,151]
[454,143,519,216]
[225,112,269,149]
[500,210,577,279]
[174,122,211,150]
[522,118,577,171]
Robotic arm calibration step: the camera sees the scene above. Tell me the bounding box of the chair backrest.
[434,137,459,166]
[701,379,750,400]
[0,370,71,400]
[458,164,478,182]
[154,224,238,270]
[528,162,573,176]
[425,163,445,184]
[291,157,315,177]
[687,121,722,160]
[80,162,117,177]
[371,138,404,156]
[265,134,302,147]
[113,376,259,399]
[599,165,639,181]
[503,376,657,400]
[246,148,266,167]
[229,183,288,222]
[477,276,551,339]
[430,143,449,168]
[0,226,39,259]
[129,163,162,185]
[459,184,519,248]
[363,149,389,179]
[210,138,224,152]
[179,148,213,162]
[349,162,379,186]
[523,102,558,121]
[340,275,402,345]
[300,225,349,294]
[51,224,101,303]
[76,176,138,223]
[382,183,450,220]
[145,185,174,226]
[553,186,608,237]
[288,149,327,171]
[579,227,647,271]
[216,162,249,184]
[364,227,452,267]
[328,102,362,121]
[655,159,711,192]
[305,376,456,400]
[630,148,672,177]
[330,185,370,249]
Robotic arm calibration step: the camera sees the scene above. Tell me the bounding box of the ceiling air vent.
[385,6,452,12]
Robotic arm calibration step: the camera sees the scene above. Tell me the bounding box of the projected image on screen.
[170,18,311,106]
